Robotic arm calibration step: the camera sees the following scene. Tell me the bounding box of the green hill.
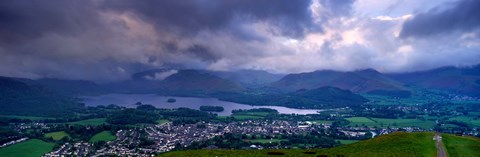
[159,132,443,157]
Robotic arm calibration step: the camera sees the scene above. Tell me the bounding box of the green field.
[468,112,480,116]
[231,111,274,120]
[346,117,377,127]
[372,118,436,129]
[336,139,359,145]
[0,115,55,120]
[157,119,170,125]
[0,139,54,157]
[346,117,435,129]
[89,131,116,143]
[442,134,480,157]
[64,118,107,126]
[44,131,70,141]
[159,132,437,157]
[448,116,480,126]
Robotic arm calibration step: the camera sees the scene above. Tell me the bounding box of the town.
[36,119,433,157]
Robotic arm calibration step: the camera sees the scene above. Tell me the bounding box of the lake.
[82,94,322,116]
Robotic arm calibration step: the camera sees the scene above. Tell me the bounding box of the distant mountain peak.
[355,68,381,74]
[131,69,178,80]
[272,68,407,93]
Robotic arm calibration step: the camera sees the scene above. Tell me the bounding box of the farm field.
[346,117,435,129]
[0,139,54,157]
[156,119,170,125]
[44,131,70,141]
[442,134,480,157]
[159,132,436,157]
[448,116,480,126]
[64,118,107,126]
[231,111,271,120]
[336,139,359,145]
[89,131,116,143]
[346,117,377,127]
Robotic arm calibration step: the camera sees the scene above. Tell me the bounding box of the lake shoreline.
[81,93,322,116]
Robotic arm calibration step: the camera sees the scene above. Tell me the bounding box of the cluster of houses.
[0,137,28,148]
[33,119,477,156]
[43,142,91,157]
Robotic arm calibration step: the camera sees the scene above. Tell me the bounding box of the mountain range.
[2,65,480,116]
[388,65,480,97]
[7,65,480,99]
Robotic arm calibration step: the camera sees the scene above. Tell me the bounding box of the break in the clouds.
[0,0,479,81]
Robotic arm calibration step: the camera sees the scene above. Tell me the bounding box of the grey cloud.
[320,0,355,16]
[0,0,101,44]
[400,0,480,38]
[185,45,218,62]
[101,0,316,38]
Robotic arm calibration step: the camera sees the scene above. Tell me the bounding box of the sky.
[0,0,479,81]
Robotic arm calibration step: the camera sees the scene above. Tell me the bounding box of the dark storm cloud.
[0,0,100,43]
[400,0,480,38]
[101,0,316,38]
[186,45,218,62]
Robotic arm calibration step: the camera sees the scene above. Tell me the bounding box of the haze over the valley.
[1,0,480,82]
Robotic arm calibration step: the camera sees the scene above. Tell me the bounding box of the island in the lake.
[167,98,176,103]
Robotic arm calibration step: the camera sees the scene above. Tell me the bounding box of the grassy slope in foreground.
[159,132,436,157]
[443,134,480,157]
[89,131,116,143]
[0,139,54,157]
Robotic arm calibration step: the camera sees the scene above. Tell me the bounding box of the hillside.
[0,77,84,117]
[159,132,441,157]
[216,87,367,109]
[159,70,245,95]
[208,70,285,87]
[18,78,102,96]
[272,69,409,96]
[442,134,480,157]
[388,65,480,97]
